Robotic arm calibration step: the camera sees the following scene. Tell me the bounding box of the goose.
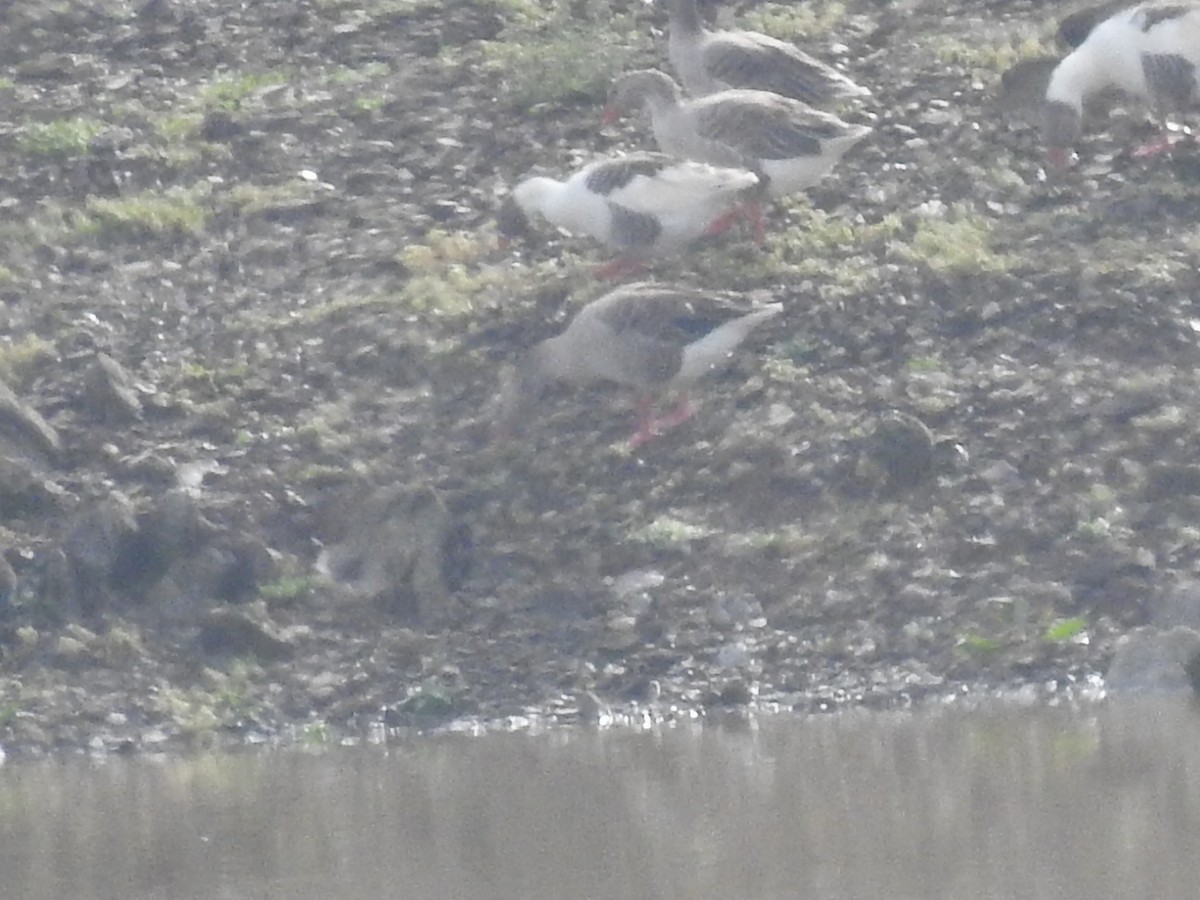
[1043,1,1200,165]
[605,70,870,239]
[662,0,869,106]
[497,152,760,278]
[1059,0,1140,48]
[493,281,782,448]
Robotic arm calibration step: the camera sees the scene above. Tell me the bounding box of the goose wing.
[592,283,779,386]
[692,91,860,160]
[703,31,867,104]
[600,159,758,216]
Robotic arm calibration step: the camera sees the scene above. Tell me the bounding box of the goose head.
[604,69,683,125]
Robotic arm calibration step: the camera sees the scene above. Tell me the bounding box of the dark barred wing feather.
[704,34,863,105]
[583,155,670,195]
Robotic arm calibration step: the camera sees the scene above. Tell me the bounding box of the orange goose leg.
[1132,118,1198,159]
[705,209,741,237]
[741,201,766,245]
[628,396,697,448]
[1132,132,1177,158]
[707,204,765,245]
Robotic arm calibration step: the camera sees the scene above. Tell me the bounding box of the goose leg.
[654,396,696,430]
[1131,117,1194,159]
[705,209,741,237]
[707,204,764,243]
[628,396,696,448]
[740,201,766,245]
[1132,131,1176,158]
[629,396,660,449]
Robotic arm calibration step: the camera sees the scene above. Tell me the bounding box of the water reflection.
[3,698,1200,900]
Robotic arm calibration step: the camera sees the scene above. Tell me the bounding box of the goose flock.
[493,0,1200,447]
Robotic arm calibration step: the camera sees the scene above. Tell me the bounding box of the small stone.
[608,569,664,598]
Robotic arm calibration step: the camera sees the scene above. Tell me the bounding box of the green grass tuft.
[18,118,108,158]
[629,516,716,548]
[740,1,848,39]
[959,633,1002,654]
[478,7,651,110]
[79,185,211,240]
[258,576,320,605]
[893,206,1013,275]
[393,227,557,317]
[201,69,293,111]
[905,356,944,373]
[1043,617,1087,642]
[0,336,55,387]
[930,34,1050,77]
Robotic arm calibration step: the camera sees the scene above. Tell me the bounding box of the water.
[3,697,1200,900]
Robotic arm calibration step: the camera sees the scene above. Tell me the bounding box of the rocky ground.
[2,0,1200,755]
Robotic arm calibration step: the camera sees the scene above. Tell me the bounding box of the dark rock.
[137,0,177,23]
[0,376,61,463]
[199,110,243,142]
[61,493,139,616]
[110,489,220,599]
[317,483,470,628]
[1144,464,1200,500]
[138,530,275,622]
[83,353,143,423]
[1151,581,1200,631]
[867,411,936,492]
[0,456,62,520]
[197,603,295,660]
[1107,626,1200,693]
[710,679,753,706]
[209,534,278,604]
[1070,547,1155,623]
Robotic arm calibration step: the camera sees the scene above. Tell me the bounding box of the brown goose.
[1044,1,1200,165]
[498,152,760,278]
[662,0,869,106]
[605,70,870,201]
[494,281,782,448]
